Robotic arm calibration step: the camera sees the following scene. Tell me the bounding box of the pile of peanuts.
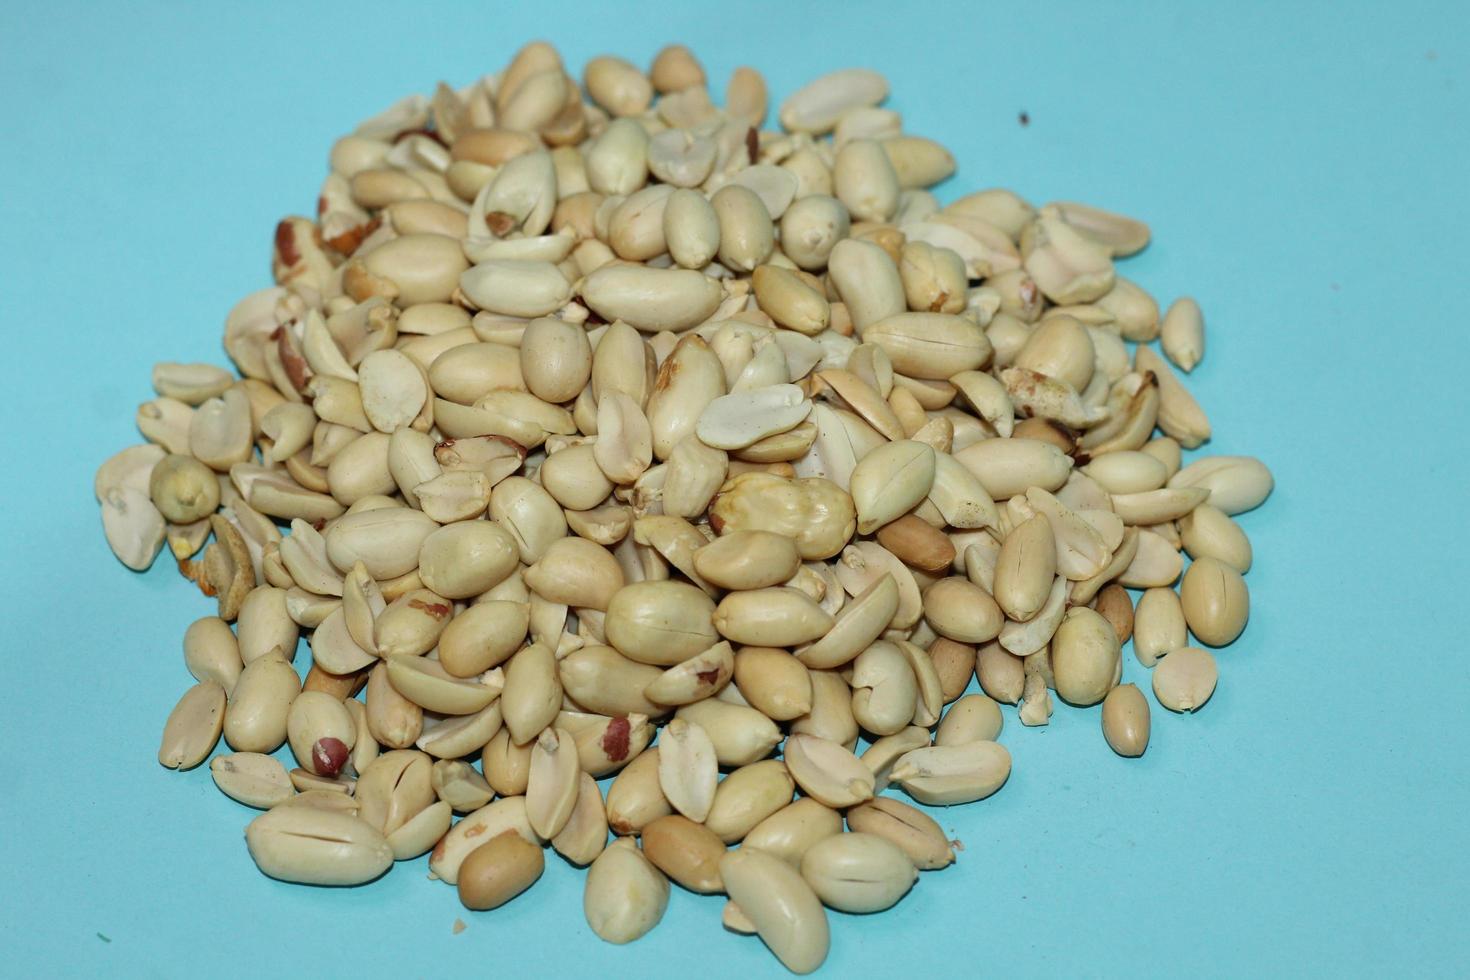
[103,41,1274,974]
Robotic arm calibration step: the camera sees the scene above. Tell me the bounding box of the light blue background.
[2,1,1466,976]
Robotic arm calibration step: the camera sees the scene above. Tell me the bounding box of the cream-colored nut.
[834,138,900,223]
[781,195,851,271]
[608,184,673,261]
[796,573,898,670]
[732,647,813,721]
[783,734,874,808]
[704,759,796,844]
[692,530,801,591]
[428,342,525,405]
[95,443,166,503]
[662,186,721,267]
[753,265,830,335]
[417,520,519,600]
[1023,214,1115,304]
[1160,296,1205,371]
[1101,683,1150,756]
[375,589,453,658]
[997,574,1067,657]
[645,641,735,706]
[1152,646,1218,712]
[882,135,955,189]
[158,680,226,770]
[604,580,718,666]
[365,659,423,749]
[583,837,670,944]
[210,752,293,808]
[1119,528,1183,588]
[152,361,234,405]
[712,587,833,647]
[189,388,254,471]
[721,847,830,974]
[584,55,652,116]
[490,476,569,563]
[326,432,396,506]
[1042,200,1150,257]
[415,699,503,761]
[526,726,581,839]
[184,615,245,693]
[889,740,1010,805]
[657,718,718,823]
[385,655,503,715]
[1168,455,1274,516]
[285,691,357,777]
[780,67,888,134]
[1179,556,1250,646]
[324,506,437,580]
[355,749,435,837]
[709,472,856,561]
[861,313,991,380]
[674,698,783,767]
[923,578,1004,645]
[1132,586,1186,667]
[743,796,843,868]
[460,259,572,317]
[845,796,954,870]
[848,440,936,535]
[827,238,905,330]
[502,643,563,745]
[697,384,812,451]
[429,795,537,885]
[234,587,298,667]
[519,316,593,404]
[1178,504,1252,574]
[524,536,625,610]
[899,240,967,315]
[954,437,1074,500]
[550,771,609,866]
[604,747,671,835]
[593,391,654,484]
[993,514,1056,622]
[559,645,665,718]
[788,669,859,746]
[245,805,393,886]
[580,264,722,333]
[356,350,427,434]
[849,641,919,737]
[149,453,220,524]
[976,640,1025,704]
[1014,314,1095,392]
[1135,345,1210,448]
[1050,606,1120,706]
[800,831,917,914]
[860,726,931,792]
[711,183,775,272]
[224,648,301,753]
[935,694,1004,747]
[441,602,535,678]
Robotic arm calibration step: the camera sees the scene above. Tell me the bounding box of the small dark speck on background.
[97,933,111,943]
[1426,50,1437,60]
[1018,110,1030,126]
[1330,282,1341,292]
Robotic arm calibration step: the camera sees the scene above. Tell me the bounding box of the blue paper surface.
[1,1,1466,975]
